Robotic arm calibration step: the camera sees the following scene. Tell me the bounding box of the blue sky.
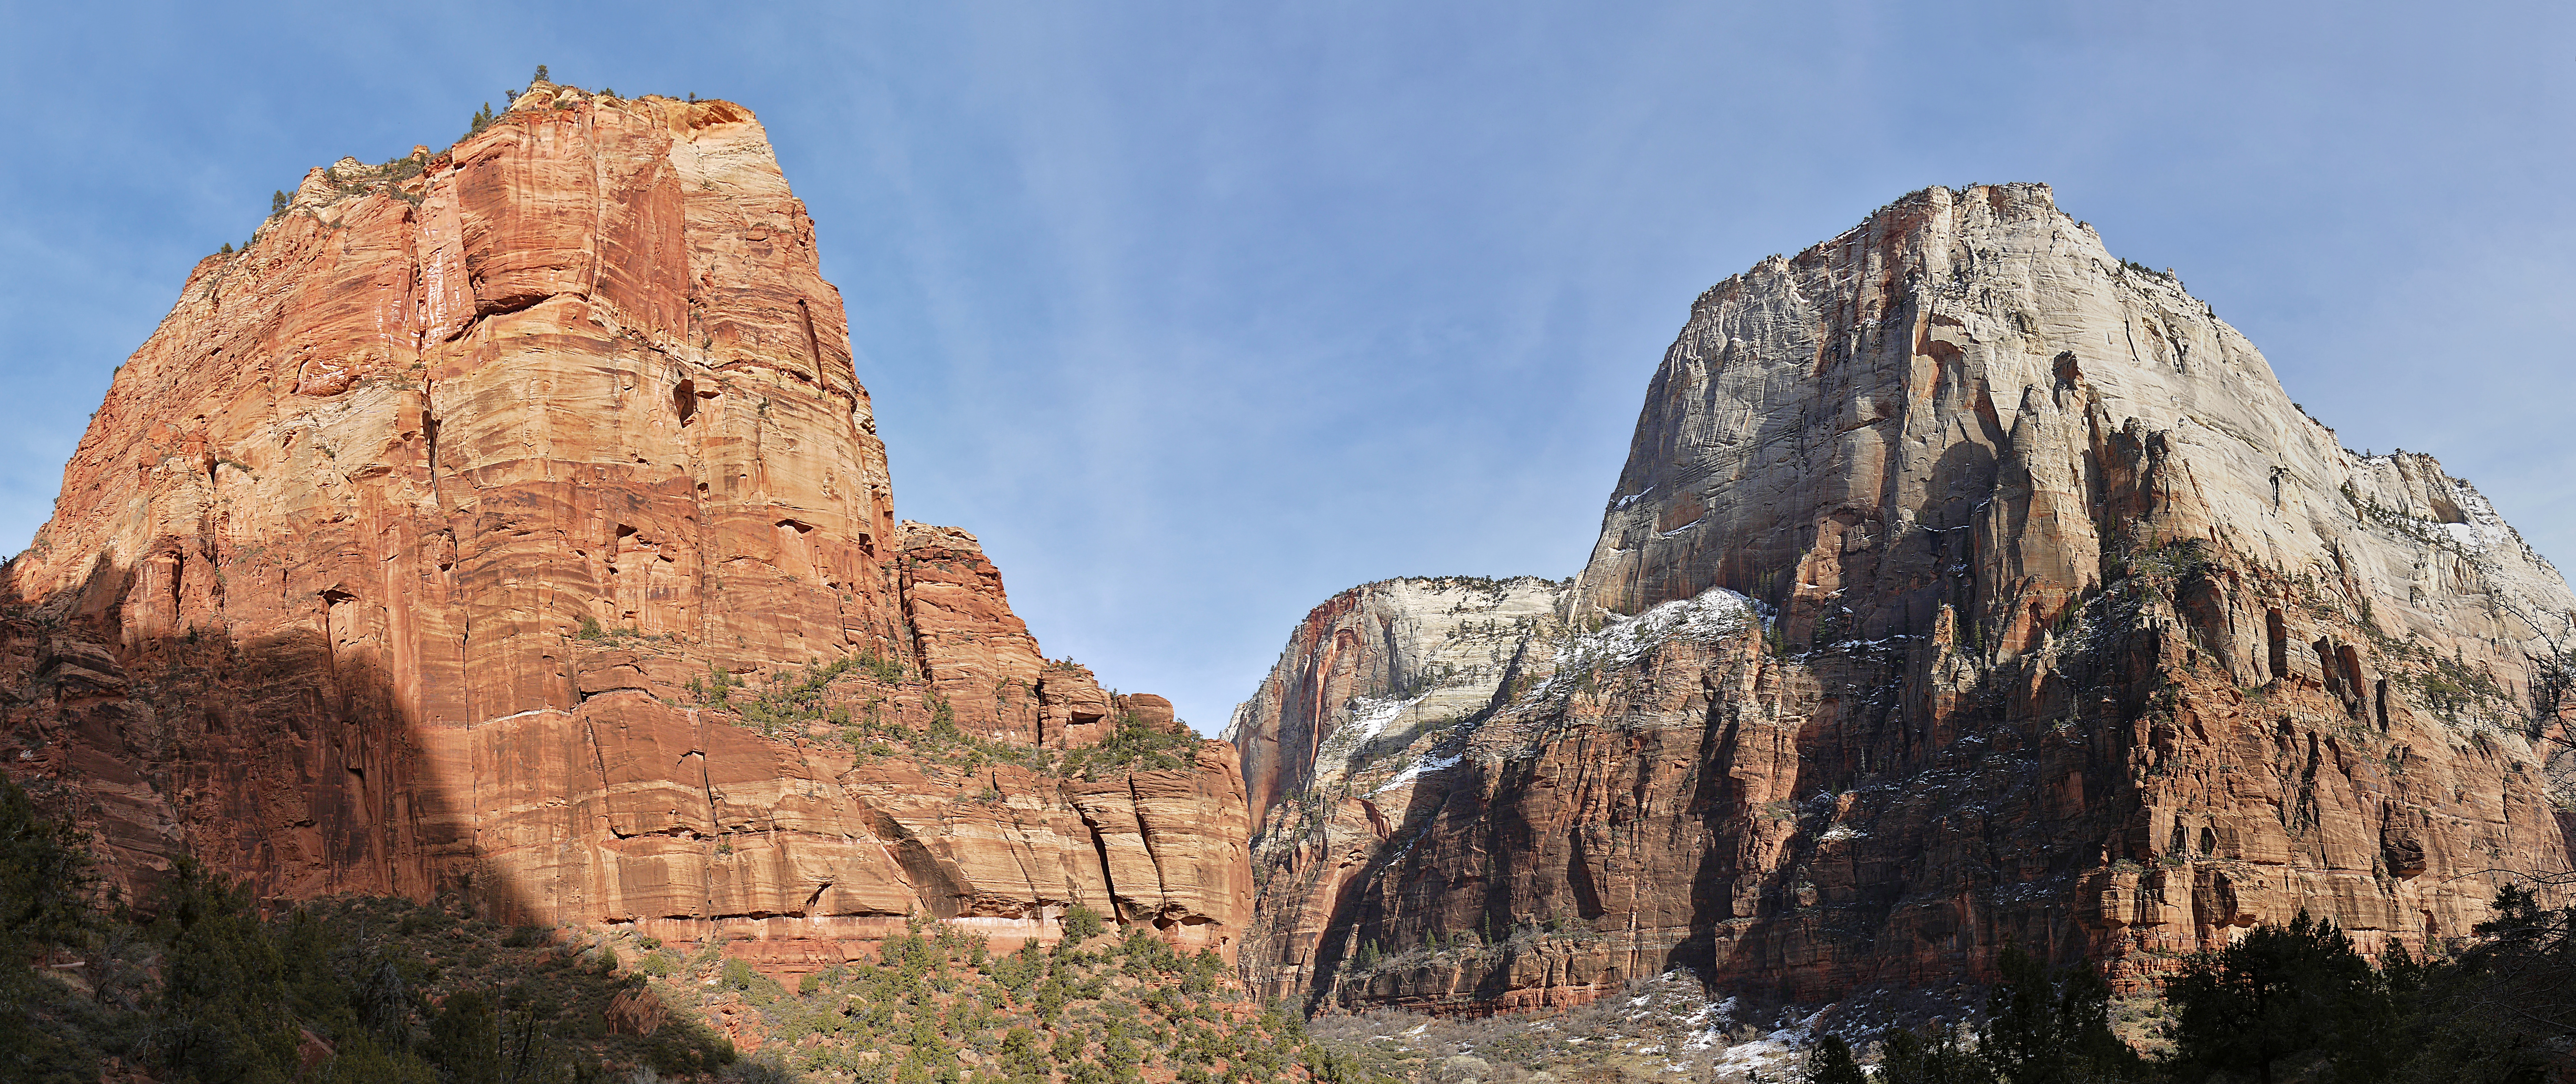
[5,2,2572,733]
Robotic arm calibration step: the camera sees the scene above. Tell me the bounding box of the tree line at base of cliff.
[1798,899,2575,1084]
[0,773,746,1083]
[9,754,2571,1084]
[0,777,1396,1084]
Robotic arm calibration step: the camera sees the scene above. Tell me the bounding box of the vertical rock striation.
[0,84,1250,972]
[1227,576,1569,825]
[1239,184,2576,1013]
[1221,576,1568,997]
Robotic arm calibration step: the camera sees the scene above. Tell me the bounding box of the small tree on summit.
[531,64,549,84]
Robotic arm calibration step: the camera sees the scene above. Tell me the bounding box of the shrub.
[0,788,753,1082]
[1062,904,1106,946]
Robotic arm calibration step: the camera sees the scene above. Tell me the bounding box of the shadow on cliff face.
[1284,767,1458,1014]
[1283,718,1745,1016]
[1285,597,2156,1016]
[2,551,491,907]
[0,554,746,1076]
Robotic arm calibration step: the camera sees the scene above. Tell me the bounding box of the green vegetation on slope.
[685,654,1204,780]
[0,776,1389,1083]
[0,792,740,1083]
[652,914,1392,1083]
[1849,903,2576,1084]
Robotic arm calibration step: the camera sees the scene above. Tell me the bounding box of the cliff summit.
[1233,183,2576,1015]
[0,83,1253,980]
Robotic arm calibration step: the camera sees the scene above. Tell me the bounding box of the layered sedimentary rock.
[0,83,1250,970]
[1222,577,1568,996]
[1239,184,2576,1013]
[1228,576,1568,823]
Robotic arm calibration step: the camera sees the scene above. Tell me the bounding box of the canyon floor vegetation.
[0,777,1390,1084]
[7,762,2574,1083]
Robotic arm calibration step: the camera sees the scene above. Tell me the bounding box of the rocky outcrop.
[1239,184,2576,1013]
[1221,576,1568,996]
[1227,576,1568,823]
[0,83,1250,972]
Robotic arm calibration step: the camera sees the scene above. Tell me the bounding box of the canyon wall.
[1228,576,1568,824]
[1222,577,1567,998]
[0,82,1250,973]
[1238,183,2576,1013]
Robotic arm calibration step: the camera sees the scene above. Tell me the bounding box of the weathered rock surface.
[1239,184,2576,1013]
[1222,577,1568,997]
[1227,576,1568,823]
[0,83,1250,971]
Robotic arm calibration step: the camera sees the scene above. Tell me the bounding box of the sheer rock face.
[1226,576,1569,824]
[0,87,1249,968]
[1240,184,2576,1013]
[1220,577,1567,998]
[897,520,1150,750]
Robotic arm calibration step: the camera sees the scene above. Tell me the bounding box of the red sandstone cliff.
[1235,184,2576,1013]
[0,82,1250,973]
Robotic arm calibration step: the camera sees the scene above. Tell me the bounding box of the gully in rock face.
[1231,184,2576,1017]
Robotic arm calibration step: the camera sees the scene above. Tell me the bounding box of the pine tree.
[2386,883,2576,1082]
[270,189,289,215]
[0,780,101,1077]
[146,858,303,1080]
[531,64,549,84]
[0,774,96,965]
[425,988,503,1081]
[1062,903,1104,945]
[1803,1034,1868,1084]
[2162,910,2379,1084]
[1979,945,2140,1084]
[1875,1025,1993,1084]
